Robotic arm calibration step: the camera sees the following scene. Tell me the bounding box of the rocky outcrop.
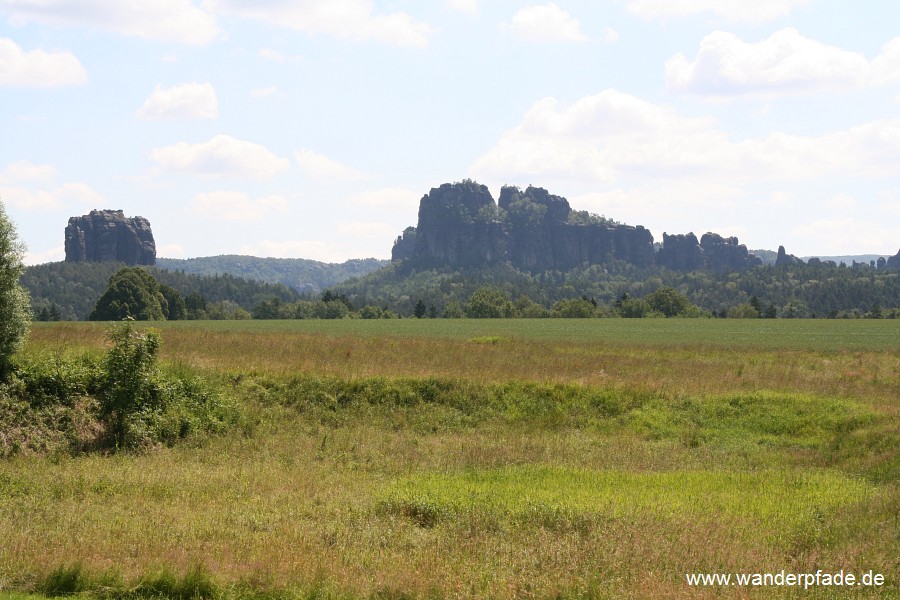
[656,232,760,273]
[392,181,761,274]
[402,182,656,271]
[657,233,704,271]
[886,249,900,270]
[775,245,805,267]
[391,227,417,262]
[411,182,507,266]
[699,233,762,273]
[65,210,156,265]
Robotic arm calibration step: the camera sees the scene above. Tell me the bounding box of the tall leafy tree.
[465,287,515,318]
[89,267,167,321]
[0,199,31,375]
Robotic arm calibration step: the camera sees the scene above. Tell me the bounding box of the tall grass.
[2,320,897,598]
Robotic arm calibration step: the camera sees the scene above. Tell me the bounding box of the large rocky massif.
[392,181,763,273]
[65,209,156,266]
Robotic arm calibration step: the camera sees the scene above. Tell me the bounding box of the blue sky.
[2,0,899,264]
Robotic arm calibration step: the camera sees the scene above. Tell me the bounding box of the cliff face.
[392,181,759,274]
[411,182,507,266]
[397,183,657,271]
[64,209,156,265]
[887,249,900,270]
[775,245,805,267]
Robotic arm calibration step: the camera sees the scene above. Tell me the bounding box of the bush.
[100,321,237,450]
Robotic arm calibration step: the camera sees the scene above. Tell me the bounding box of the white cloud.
[188,191,288,221]
[349,187,421,210]
[151,135,290,179]
[625,0,810,23]
[471,89,900,186]
[447,0,477,16]
[257,48,302,63]
[871,37,900,86]
[503,3,587,43]
[250,86,279,98]
[825,193,858,212]
[1,160,102,210]
[0,37,86,87]
[792,218,900,255]
[24,245,64,265]
[0,160,56,184]
[337,220,395,237]
[208,0,432,48]
[258,48,286,62]
[764,190,796,207]
[136,82,218,119]
[1,181,103,210]
[157,243,185,258]
[295,149,364,181]
[601,27,619,44]
[0,0,219,45]
[667,29,880,96]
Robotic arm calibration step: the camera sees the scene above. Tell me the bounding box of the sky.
[2,0,900,265]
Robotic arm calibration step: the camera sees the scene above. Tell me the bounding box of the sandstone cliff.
[886,249,900,270]
[65,209,156,265]
[398,182,656,271]
[775,245,805,267]
[392,181,764,274]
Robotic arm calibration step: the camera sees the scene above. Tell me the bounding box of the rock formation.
[391,227,417,262]
[656,233,704,272]
[699,233,762,273]
[411,181,507,266]
[775,245,805,267]
[396,182,656,271]
[392,181,764,275]
[65,209,156,265]
[886,249,900,271]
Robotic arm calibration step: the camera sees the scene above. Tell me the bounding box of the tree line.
[82,266,898,321]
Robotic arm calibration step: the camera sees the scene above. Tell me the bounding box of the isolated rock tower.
[64,209,156,265]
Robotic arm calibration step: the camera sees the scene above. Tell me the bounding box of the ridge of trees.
[22,261,300,321]
[23,257,900,322]
[155,255,388,293]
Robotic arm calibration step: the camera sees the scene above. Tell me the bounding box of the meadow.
[1,319,898,598]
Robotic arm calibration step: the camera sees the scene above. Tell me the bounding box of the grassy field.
[2,319,898,598]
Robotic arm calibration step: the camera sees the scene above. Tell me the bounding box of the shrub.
[100,321,236,450]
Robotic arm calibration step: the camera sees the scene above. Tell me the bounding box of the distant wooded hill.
[332,259,900,318]
[23,261,301,321]
[155,255,388,293]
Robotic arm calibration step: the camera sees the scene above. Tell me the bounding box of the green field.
[2,319,898,598]
[116,317,900,350]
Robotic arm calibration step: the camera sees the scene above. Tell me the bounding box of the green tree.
[726,303,760,319]
[413,299,427,318]
[617,298,651,318]
[465,287,515,318]
[89,267,167,321]
[159,284,186,320]
[645,287,691,317]
[443,300,464,318]
[0,199,31,375]
[101,321,162,448]
[552,297,597,318]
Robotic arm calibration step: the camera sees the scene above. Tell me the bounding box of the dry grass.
[3,320,897,598]
[26,321,900,406]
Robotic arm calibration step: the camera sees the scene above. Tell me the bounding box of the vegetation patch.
[379,465,873,539]
[0,323,236,456]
